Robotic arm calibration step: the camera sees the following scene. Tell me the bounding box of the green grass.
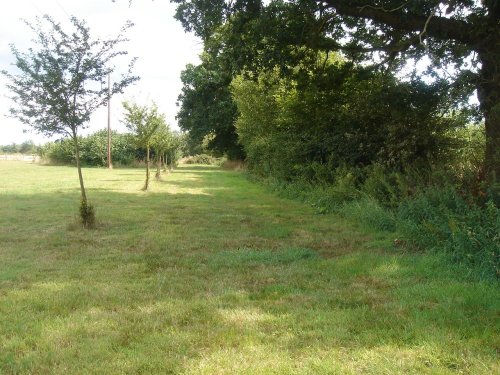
[0,161,498,374]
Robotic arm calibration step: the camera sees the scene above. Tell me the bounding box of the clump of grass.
[257,164,499,280]
[341,198,397,232]
[79,198,96,229]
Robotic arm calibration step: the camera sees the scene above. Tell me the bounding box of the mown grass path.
[0,162,498,374]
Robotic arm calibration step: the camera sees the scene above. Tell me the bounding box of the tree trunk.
[72,130,87,202]
[477,47,500,183]
[107,73,113,169]
[484,103,500,182]
[155,156,161,180]
[143,144,150,190]
[163,153,168,172]
[168,152,174,171]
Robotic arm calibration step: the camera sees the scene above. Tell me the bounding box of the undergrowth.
[182,154,226,165]
[79,198,96,229]
[253,166,500,280]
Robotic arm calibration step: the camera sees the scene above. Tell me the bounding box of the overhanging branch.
[320,0,477,46]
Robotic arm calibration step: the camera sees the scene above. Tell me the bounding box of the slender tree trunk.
[72,130,87,202]
[107,73,113,169]
[163,153,168,172]
[155,156,161,180]
[144,144,150,190]
[484,103,500,181]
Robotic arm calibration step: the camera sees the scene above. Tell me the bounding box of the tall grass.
[256,165,499,280]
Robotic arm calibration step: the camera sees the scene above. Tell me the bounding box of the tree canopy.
[177,58,244,160]
[172,0,499,181]
[122,101,164,190]
[3,15,138,140]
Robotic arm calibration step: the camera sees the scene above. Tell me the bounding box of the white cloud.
[0,0,202,144]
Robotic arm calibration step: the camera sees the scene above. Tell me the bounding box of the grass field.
[0,161,498,374]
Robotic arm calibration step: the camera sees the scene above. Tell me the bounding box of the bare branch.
[358,1,409,13]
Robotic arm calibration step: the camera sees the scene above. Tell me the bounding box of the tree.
[151,122,173,179]
[315,0,499,182]
[177,59,245,160]
[122,101,163,190]
[19,140,36,155]
[172,0,500,183]
[2,15,138,227]
[1,143,20,154]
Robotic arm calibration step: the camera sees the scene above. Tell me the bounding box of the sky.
[0,0,202,145]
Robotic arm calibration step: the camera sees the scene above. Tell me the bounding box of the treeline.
[37,129,185,168]
[174,2,499,279]
[0,140,38,154]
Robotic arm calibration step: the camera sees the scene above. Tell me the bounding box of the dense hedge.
[38,130,136,166]
[232,66,465,182]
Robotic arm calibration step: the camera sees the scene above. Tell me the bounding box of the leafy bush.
[38,139,75,164]
[360,164,412,208]
[81,130,136,167]
[231,62,465,182]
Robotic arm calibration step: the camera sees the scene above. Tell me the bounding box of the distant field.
[0,161,498,374]
[0,154,39,161]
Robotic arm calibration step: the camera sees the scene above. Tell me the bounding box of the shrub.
[40,139,75,164]
[360,164,409,208]
[311,168,361,213]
